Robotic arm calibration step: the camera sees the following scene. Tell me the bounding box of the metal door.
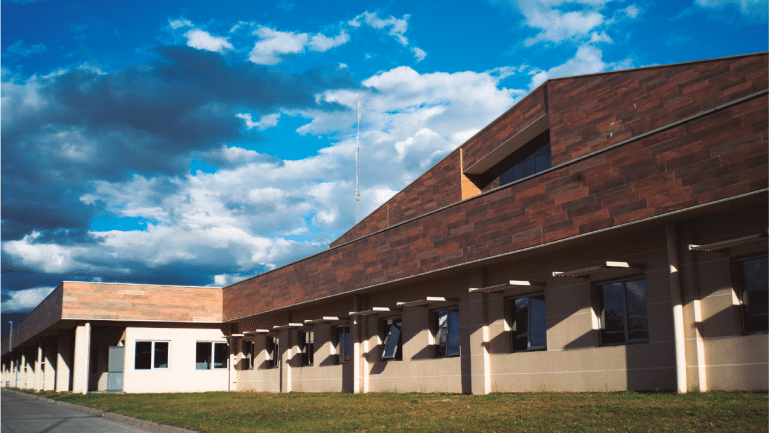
[106,346,124,392]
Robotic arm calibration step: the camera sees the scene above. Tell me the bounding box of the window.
[381,317,403,361]
[433,309,460,357]
[242,340,254,370]
[335,326,351,364]
[265,336,279,369]
[499,140,551,187]
[195,342,228,370]
[510,295,547,352]
[299,331,314,366]
[135,341,169,370]
[597,278,648,345]
[737,256,768,334]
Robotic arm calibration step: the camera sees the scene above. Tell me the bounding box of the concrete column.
[56,330,73,392]
[35,340,43,391]
[665,223,688,393]
[20,348,27,389]
[352,295,361,394]
[279,329,292,393]
[228,338,236,391]
[73,323,91,394]
[362,315,370,394]
[468,268,491,395]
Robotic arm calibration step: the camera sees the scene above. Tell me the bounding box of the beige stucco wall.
[230,204,768,394]
[123,327,229,393]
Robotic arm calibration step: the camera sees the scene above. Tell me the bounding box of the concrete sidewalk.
[1,390,198,433]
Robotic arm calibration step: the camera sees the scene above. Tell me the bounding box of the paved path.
[1,390,167,433]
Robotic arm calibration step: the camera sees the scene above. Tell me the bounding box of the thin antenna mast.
[355,99,361,223]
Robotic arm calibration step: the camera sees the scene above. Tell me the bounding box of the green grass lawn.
[14,389,769,432]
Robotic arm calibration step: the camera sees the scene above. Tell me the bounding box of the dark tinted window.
[738,256,768,334]
[335,326,351,364]
[153,342,169,368]
[500,141,551,187]
[196,342,212,370]
[213,343,228,369]
[135,342,152,370]
[510,295,547,352]
[598,279,648,345]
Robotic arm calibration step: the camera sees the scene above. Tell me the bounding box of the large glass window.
[196,342,228,370]
[381,318,403,361]
[510,295,547,352]
[265,336,279,369]
[135,341,169,370]
[335,326,351,364]
[598,279,648,345]
[300,331,314,366]
[737,256,768,335]
[434,309,460,357]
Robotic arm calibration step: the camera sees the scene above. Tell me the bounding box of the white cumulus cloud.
[249,27,349,65]
[2,286,56,313]
[184,29,234,53]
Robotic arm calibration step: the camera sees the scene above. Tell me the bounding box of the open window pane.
[381,318,402,361]
[511,298,529,351]
[153,342,169,368]
[266,336,279,369]
[434,309,460,357]
[511,295,546,352]
[135,342,151,370]
[447,310,460,356]
[625,280,648,341]
[243,340,254,370]
[300,332,314,366]
[196,342,211,370]
[740,257,769,334]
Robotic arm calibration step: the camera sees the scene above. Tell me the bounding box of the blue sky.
[1,0,768,322]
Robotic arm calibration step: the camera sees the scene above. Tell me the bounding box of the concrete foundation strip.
[5,389,200,433]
